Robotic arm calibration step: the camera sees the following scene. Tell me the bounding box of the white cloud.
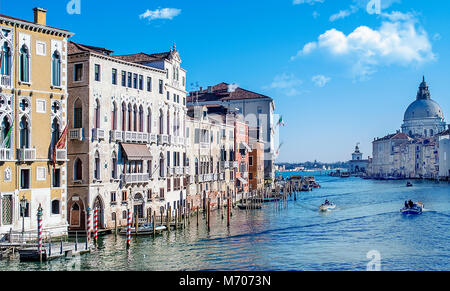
[265,73,303,96]
[139,8,181,21]
[293,0,324,5]
[433,33,442,41]
[329,0,401,22]
[312,11,320,19]
[329,10,352,22]
[312,75,331,87]
[292,13,435,78]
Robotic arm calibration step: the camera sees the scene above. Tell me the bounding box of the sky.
[1,0,450,163]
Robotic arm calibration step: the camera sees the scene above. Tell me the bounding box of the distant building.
[368,77,445,179]
[188,83,275,182]
[348,144,369,174]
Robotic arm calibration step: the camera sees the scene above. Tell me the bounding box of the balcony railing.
[122,173,150,184]
[0,148,12,161]
[92,128,106,141]
[110,130,123,142]
[198,175,204,183]
[149,134,157,144]
[233,161,238,168]
[168,167,174,176]
[55,149,67,161]
[184,166,190,175]
[175,166,182,175]
[169,135,175,145]
[123,131,149,144]
[69,128,84,141]
[200,143,209,149]
[157,134,169,146]
[220,172,225,181]
[221,161,229,169]
[17,148,36,162]
[1,75,11,87]
[204,173,213,182]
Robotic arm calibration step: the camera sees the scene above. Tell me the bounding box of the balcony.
[110,130,123,142]
[55,149,67,162]
[1,75,11,87]
[149,134,157,144]
[157,134,169,146]
[200,143,209,149]
[198,175,204,183]
[123,131,148,144]
[69,128,84,141]
[189,175,195,184]
[0,148,12,161]
[213,173,218,181]
[221,161,229,169]
[184,166,190,175]
[233,161,238,168]
[122,173,150,185]
[168,167,174,176]
[242,172,249,179]
[175,166,182,175]
[220,172,225,181]
[17,148,36,162]
[92,128,106,141]
[204,173,213,182]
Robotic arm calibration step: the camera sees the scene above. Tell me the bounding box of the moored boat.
[119,223,167,235]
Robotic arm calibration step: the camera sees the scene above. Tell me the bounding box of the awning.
[121,143,153,161]
[240,142,252,152]
[237,177,248,185]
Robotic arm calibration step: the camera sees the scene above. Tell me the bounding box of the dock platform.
[18,243,91,262]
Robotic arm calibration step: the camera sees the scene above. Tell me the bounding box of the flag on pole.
[52,125,68,171]
[276,116,285,127]
[1,121,13,148]
[275,142,284,156]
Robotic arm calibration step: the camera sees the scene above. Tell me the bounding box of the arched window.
[111,152,117,179]
[52,51,61,86]
[430,129,434,136]
[94,99,100,129]
[167,111,170,135]
[19,45,30,82]
[74,158,83,181]
[51,200,60,215]
[94,151,100,180]
[74,99,83,129]
[133,105,138,132]
[424,129,428,137]
[147,108,152,133]
[159,110,164,134]
[19,116,30,148]
[159,154,164,177]
[195,158,199,175]
[1,116,12,148]
[111,102,117,130]
[128,104,132,131]
[121,102,127,131]
[51,118,60,149]
[139,106,144,132]
[1,43,11,76]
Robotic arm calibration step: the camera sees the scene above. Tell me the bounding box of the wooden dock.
[18,242,91,262]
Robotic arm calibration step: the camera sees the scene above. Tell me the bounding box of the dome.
[403,77,444,122]
[404,99,444,121]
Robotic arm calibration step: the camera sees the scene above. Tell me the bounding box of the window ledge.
[50,85,63,90]
[18,81,32,86]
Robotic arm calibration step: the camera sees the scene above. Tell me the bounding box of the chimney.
[33,7,47,26]
[199,86,203,92]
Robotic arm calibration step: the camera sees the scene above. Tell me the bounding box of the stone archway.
[68,196,86,230]
[94,195,105,229]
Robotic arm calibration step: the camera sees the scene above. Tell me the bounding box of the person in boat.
[404,201,409,209]
[324,199,330,205]
[408,200,414,208]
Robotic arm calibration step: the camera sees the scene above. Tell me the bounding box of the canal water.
[1,172,450,271]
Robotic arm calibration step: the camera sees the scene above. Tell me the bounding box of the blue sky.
[2,0,450,163]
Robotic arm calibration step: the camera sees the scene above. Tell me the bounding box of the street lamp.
[20,195,27,236]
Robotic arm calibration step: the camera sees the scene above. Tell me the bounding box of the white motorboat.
[319,203,336,212]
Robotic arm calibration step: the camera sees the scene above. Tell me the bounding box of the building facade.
[0,8,73,236]
[348,144,369,174]
[188,83,275,182]
[368,78,445,179]
[67,42,187,231]
[185,105,235,210]
[249,127,264,191]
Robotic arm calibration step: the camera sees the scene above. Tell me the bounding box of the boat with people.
[406,181,413,187]
[401,200,424,215]
[119,223,167,236]
[319,199,336,212]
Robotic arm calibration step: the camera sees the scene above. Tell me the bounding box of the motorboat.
[340,172,350,178]
[401,201,424,215]
[406,182,413,187]
[237,203,262,210]
[319,202,336,212]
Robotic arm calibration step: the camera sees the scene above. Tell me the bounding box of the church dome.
[403,77,444,122]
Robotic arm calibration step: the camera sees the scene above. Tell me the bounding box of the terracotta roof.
[391,132,410,140]
[188,82,272,103]
[0,13,71,33]
[68,41,114,55]
[113,51,172,64]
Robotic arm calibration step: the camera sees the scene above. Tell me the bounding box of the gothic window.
[128,104,132,131]
[52,51,61,86]
[51,118,60,149]
[167,111,170,135]
[159,154,165,177]
[74,99,83,129]
[19,45,30,82]
[159,110,164,134]
[1,116,11,148]
[111,102,117,130]
[1,43,11,76]
[430,129,434,136]
[121,102,127,131]
[94,99,100,129]
[19,116,30,148]
[111,152,117,179]
[74,158,82,181]
[147,108,152,133]
[94,151,100,180]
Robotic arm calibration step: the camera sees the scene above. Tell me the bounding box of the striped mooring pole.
[37,204,43,261]
[126,209,131,248]
[86,207,91,247]
[94,207,98,245]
